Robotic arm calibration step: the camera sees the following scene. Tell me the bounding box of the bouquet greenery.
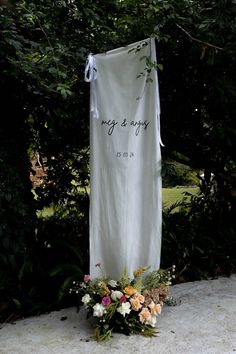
[69,264,175,341]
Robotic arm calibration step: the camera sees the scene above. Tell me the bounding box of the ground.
[0,275,236,354]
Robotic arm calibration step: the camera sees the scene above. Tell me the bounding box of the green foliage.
[162,187,199,209]
[161,190,236,281]
[37,206,88,301]
[162,160,199,187]
[159,1,236,195]
[0,43,37,320]
[0,0,93,320]
[143,267,175,290]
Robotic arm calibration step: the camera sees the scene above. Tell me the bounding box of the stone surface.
[0,275,236,354]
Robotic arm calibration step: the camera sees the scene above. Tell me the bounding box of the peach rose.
[130,297,142,311]
[134,293,145,304]
[148,301,162,316]
[139,307,151,324]
[124,285,137,297]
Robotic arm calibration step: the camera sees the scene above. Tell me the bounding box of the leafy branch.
[176,23,224,51]
[21,4,60,83]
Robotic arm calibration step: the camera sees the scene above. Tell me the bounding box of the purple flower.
[101,296,111,307]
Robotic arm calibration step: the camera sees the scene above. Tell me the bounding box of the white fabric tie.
[84,53,99,119]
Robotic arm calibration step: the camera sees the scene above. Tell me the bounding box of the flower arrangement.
[69,264,175,341]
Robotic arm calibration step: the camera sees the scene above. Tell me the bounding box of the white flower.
[146,316,157,328]
[93,303,105,317]
[117,302,131,317]
[81,294,91,306]
[108,280,117,288]
[111,290,123,301]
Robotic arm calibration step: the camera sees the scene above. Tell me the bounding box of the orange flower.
[124,285,137,297]
[130,297,142,311]
[148,301,162,316]
[139,307,151,324]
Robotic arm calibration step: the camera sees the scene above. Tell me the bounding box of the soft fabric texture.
[87,38,162,279]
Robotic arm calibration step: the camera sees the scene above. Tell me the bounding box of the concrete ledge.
[0,275,236,354]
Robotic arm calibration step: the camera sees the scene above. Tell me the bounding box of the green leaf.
[49,264,83,277]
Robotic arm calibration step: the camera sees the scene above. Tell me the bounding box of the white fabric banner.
[87,38,162,279]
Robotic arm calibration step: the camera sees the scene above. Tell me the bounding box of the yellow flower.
[139,307,151,324]
[124,285,137,297]
[133,266,149,278]
[99,282,110,295]
[148,301,162,316]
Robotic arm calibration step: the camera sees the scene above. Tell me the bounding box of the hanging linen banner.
[86,38,162,279]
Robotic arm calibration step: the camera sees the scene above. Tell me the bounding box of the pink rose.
[84,274,91,283]
[101,296,111,307]
[119,295,127,303]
